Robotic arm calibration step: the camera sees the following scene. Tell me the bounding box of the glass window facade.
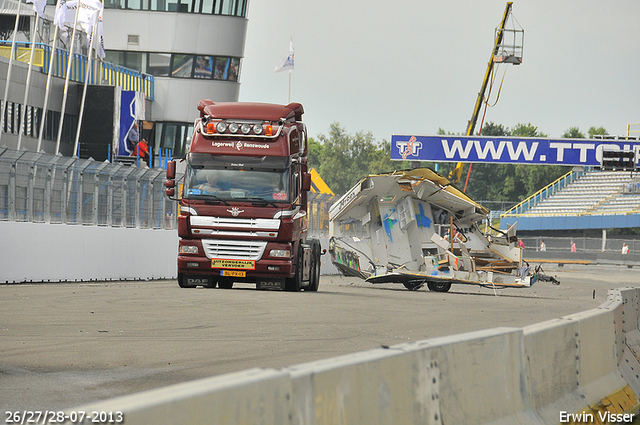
[194,55,214,79]
[148,53,171,76]
[104,0,247,16]
[105,51,241,82]
[171,54,193,78]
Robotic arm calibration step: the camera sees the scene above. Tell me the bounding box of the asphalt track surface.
[1,264,639,413]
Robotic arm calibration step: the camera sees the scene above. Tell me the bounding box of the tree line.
[309,122,608,209]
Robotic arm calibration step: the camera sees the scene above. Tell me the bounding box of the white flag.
[274,40,294,73]
[53,0,69,29]
[89,10,105,59]
[54,0,103,34]
[27,0,46,19]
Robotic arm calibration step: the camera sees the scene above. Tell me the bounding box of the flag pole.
[288,70,291,104]
[0,0,23,145]
[288,36,292,103]
[55,2,82,155]
[37,24,58,151]
[17,13,40,150]
[274,37,294,103]
[73,15,98,156]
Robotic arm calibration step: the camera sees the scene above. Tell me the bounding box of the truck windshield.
[184,167,290,204]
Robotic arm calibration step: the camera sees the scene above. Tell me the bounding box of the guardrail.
[62,286,640,424]
[0,41,154,100]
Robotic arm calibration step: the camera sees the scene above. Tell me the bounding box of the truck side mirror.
[166,160,176,180]
[166,160,177,198]
[301,172,311,192]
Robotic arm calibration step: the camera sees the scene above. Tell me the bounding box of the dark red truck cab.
[165,101,322,291]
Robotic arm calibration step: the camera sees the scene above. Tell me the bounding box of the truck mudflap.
[256,278,285,290]
[178,273,215,288]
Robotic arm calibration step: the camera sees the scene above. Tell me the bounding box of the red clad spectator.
[131,139,150,161]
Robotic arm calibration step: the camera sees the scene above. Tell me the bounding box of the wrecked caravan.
[328,168,558,292]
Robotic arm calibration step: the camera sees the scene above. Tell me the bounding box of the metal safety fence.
[519,235,640,254]
[0,147,177,229]
[0,146,336,233]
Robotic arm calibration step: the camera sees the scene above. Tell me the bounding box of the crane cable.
[463,8,521,191]
[463,64,508,192]
[485,63,508,108]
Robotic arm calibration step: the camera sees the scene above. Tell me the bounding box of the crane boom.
[449,1,514,183]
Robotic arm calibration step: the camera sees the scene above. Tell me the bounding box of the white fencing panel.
[0,221,178,282]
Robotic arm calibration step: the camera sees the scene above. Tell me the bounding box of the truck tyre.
[427,281,451,292]
[285,244,303,292]
[306,239,321,292]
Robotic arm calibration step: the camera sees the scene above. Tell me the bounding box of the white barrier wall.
[0,223,339,283]
[65,287,640,425]
[0,222,178,283]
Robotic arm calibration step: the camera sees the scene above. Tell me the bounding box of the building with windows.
[102,0,248,157]
[0,0,248,160]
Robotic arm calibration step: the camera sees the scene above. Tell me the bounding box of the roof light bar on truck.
[201,117,280,138]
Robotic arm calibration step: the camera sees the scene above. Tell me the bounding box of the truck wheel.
[306,240,321,292]
[427,281,451,292]
[285,245,303,292]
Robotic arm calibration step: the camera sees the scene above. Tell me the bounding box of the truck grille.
[190,216,280,230]
[201,239,267,261]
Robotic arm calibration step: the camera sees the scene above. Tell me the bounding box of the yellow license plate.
[221,270,246,277]
[211,259,255,270]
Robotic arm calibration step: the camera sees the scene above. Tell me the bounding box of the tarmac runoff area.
[0,263,639,413]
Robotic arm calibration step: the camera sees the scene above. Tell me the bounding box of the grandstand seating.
[514,170,640,216]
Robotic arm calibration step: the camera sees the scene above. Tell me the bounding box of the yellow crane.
[449,2,523,184]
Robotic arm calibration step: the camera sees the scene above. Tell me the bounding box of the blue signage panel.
[391,135,640,166]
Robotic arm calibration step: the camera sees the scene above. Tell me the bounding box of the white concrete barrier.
[287,344,441,425]
[394,328,529,425]
[65,288,640,425]
[66,368,292,425]
[616,288,640,408]
[0,222,342,283]
[0,221,178,283]
[523,308,628,424]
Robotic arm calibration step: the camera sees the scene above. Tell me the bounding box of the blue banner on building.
[391,135,640,167]
[118,91,145,156]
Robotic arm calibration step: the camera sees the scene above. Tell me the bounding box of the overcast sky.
[238,0,640,143]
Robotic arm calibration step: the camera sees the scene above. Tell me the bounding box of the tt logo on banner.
[396,136,423,159]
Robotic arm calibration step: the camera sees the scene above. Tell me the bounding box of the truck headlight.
[180,245,199,254]
[269,249,290,258]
